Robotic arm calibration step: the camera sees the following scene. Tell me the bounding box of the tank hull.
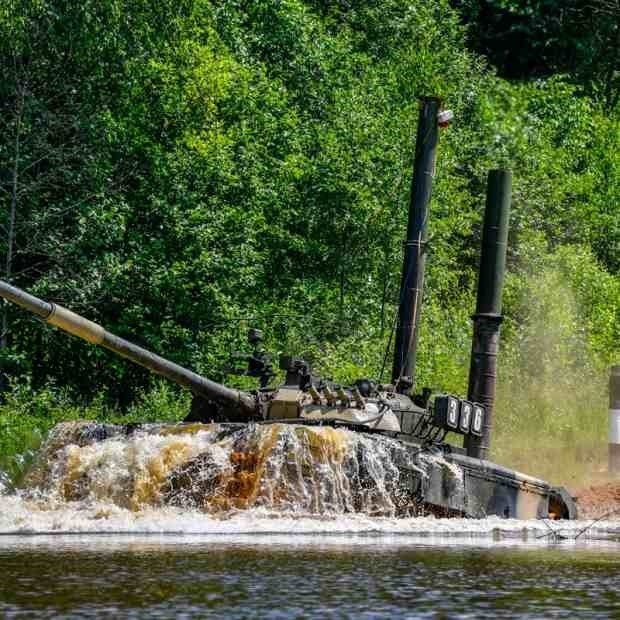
[398,446,577,519]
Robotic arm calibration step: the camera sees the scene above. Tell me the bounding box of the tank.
[0,97,577,520]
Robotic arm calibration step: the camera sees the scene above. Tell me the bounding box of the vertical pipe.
[392,96,442,392]
[464,170,512,459]
[610,365,620,474]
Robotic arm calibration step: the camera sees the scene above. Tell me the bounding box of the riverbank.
[575,482,620,519]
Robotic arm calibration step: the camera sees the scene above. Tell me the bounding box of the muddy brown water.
[0,535,619,619]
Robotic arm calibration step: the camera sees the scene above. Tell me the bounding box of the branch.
[18,139,80,176]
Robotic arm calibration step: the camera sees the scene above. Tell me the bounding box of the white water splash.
[21,422,429,517]
[1,495,620,543]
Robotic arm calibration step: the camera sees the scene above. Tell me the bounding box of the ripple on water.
[0,535,618,619]
[1,493,620,544]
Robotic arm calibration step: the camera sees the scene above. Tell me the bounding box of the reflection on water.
[0,536,618,619]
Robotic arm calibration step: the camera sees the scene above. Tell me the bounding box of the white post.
[610,366,620,475]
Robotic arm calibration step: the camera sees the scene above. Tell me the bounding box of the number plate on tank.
[434,396,485,436]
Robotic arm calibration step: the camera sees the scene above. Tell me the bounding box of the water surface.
[0,535,619,619]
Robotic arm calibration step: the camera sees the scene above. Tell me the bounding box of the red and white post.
[610,366,620,475]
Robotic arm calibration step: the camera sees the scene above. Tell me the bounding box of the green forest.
[0,0,618,486]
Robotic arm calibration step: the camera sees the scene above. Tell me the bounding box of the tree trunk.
[0,84,24,390]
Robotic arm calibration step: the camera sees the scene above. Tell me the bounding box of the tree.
[455,0,620,107]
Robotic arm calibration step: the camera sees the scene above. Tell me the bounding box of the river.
[0,533,619,618]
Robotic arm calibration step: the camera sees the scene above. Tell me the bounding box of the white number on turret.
[471,404,484,436]
[447,396,459,428]
[459,401,472,433]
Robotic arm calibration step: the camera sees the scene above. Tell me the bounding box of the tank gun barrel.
[0,280,256,415]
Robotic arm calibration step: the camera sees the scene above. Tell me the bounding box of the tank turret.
[0,279,485,439]
[0,96,483,440]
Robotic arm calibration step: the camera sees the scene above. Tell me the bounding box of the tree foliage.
[0,0,617,411]
[455,0,620,107]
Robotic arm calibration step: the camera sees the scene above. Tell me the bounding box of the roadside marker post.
[610,366,620,475]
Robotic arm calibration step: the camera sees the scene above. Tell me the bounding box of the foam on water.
[1,421,619,542]
[2,495,620,542]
